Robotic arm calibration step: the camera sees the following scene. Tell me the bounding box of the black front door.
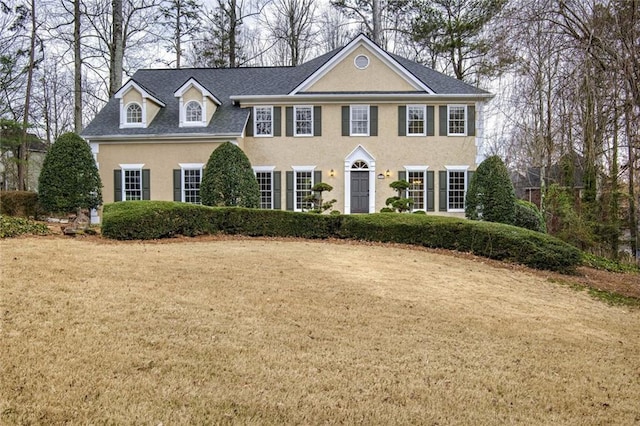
[351,171,369,213]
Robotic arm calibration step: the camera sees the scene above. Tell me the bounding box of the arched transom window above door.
[352,160,369,170]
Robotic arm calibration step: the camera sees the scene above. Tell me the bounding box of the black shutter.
[427,171,435,211]
[313,106,321,136]
[286,171,294,210]
[273,171,281,210]
[173,169,181,202]
[427,106,435,136]
[314,170,322,186]
[439,170,447,211]
[273,106,281,136]
[286,106,293,137]
[342,106,349,136]
[114,169,122,202]
[439,105,447,136]
[142,169,151,200]
[245,109,253,137]
[398,171,407,198]
[398,106,406,136]
[467,170,475,194]
[467,105,475,136]
[370,106,378,136]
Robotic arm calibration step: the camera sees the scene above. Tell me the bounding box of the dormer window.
[115,80,165,129]
[126,103,143,124]
[174,77,221,128]
[185,101,202,123]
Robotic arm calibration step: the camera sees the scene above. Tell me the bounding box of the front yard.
[1,236,639,424]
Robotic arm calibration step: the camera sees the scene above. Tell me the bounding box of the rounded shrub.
[201,142,260,208]
[38,132,102,213]
[465,155,516,225]
[514,199,546,233]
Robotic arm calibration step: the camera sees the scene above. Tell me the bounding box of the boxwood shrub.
[101,201,581,273]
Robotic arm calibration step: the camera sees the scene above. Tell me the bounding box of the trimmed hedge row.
[0,191,42,218]
[102,201,581,273]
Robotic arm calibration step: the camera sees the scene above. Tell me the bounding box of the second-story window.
[407,105,426,136]
[185,101,202,123]
[294,106,313,136]
[126,103,142,124]
[254,106,273,136]
[448,105,466,135]
[350,105,369,136]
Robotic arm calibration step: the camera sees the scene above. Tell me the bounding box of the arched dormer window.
[126,103,142,124]
[185,101,202,123]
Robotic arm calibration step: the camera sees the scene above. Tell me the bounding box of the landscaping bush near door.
[101,201,581,273]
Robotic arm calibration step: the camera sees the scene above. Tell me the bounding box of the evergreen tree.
[38,132,102,213]
[200,141,259,207]
[465,155,515,225]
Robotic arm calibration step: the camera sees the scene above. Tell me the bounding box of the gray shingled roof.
[82,41,488,138]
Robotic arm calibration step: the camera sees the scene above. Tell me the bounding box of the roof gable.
[291,34,433,94]
[174,77,222,105]
[114,80,166,107]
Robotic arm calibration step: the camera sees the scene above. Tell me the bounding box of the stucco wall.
[95,102,476,215]
[306,46,417,93]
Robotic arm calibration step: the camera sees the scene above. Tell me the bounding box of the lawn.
[1,236,639,424]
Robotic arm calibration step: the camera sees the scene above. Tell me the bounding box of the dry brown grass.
[1,236,639,425]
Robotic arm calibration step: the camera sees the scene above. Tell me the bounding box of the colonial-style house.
[82,35,492,221]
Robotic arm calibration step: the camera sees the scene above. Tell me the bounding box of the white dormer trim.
[174,78,221,128]
[115,80,165,129]
[290,34,434,95]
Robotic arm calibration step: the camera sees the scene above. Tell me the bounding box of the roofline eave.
[83,132,243,142]
[230,93,494,105]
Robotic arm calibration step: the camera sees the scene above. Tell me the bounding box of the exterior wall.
[94,102,477,216]
[98,140,233,203]
[122,88,162,125]
[123,89,142,106]
[305,46,417,93]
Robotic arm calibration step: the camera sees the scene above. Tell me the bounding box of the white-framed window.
[180,163,203,204]
[447,166,469,212]
[354,54,370,69]
[254,106,273,136]
[126,103,143,124]
[254,166,275,209]
[292,166,314,211]
[350,105,369,136]
[294,106,313,136]
[448,105,466,136]
[407,105,426,136]
[119,164,144,201]
[406,167,427,210]
[185,101,202,123]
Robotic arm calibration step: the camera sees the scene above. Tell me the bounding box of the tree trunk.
[229,0,237,67]
[19,0,37,191]
[175,0,181,68]
[109,0,124,97]
[371,0,381,46]
[74,0,82,132]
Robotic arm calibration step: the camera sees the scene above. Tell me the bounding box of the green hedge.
[102,201,581,273]
[0,191,42,218]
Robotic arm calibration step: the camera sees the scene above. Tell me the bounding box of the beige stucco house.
[82,35,492,221]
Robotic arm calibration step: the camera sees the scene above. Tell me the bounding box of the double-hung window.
[407,169,427,210]
[447,168,467,211]
[294,106,313,136]
[122,166,143,200]
[350,105,369,136]
[294,168,314,211]
[254,106,273,136]
[254,167,274,209]
[448,105,466,136]
[407,105,426,136]
[181,165,202,204]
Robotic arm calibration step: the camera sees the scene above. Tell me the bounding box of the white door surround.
[344,144,376,214]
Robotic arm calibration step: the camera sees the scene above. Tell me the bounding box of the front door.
[351,171,369,213]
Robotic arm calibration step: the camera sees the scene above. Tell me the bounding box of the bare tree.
[159,0,202,68]
[264,0,316,66]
